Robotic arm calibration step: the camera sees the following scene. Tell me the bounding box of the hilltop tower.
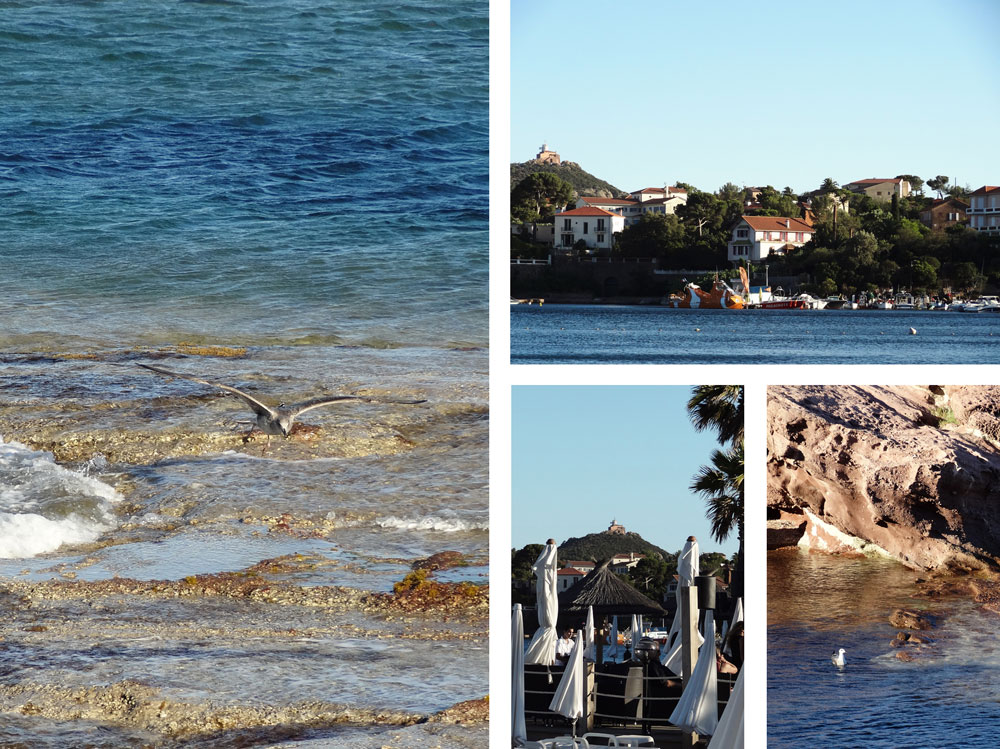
[535,142,561,165]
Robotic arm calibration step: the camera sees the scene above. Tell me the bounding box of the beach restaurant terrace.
[514,545,744,748]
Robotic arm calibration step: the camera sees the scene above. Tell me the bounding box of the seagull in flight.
[831,648,846,668]
[138,363,425,441]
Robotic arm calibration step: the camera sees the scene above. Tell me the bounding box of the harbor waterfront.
[511,304,1000,365]
[768,550,1000,748]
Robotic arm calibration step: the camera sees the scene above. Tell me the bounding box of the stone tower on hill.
[535,142,561,165]
[607,519,626,535]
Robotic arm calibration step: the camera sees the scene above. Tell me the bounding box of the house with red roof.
[577,195,640,221]
[920,197,968,231]
[967,186,1000,235]
[553,206,626,251]
[557,566,588,591]
[626,186,688,224]
[728,215,814,263]
[609,552,646,574]
[844,177,911,202]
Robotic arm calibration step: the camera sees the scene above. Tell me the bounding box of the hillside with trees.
[510,160,625,201]
[557,530,673,564]
[768,178,995,298]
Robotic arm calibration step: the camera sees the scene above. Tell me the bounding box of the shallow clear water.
[768,550,1000,747]
[511,305,1000,364]
[0,0,487,743]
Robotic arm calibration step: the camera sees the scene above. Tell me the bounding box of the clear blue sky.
[511,386,738,557]
[511,0,1000,195]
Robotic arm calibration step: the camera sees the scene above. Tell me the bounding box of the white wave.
[376,515,487,533]
[0,512,113,558]
[0,438,122,558]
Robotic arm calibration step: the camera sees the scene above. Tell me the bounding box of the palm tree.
[686,385,743,447]
[688,385,745,598]
[690,444,744,548]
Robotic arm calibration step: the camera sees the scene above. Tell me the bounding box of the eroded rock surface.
[768,385,1000,570]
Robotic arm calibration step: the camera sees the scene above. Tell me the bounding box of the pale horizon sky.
[511,0,1000,196]
[511,386,739,558]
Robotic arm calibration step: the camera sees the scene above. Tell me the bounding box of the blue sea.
[0,2,487,746]
[768,550,1000,748]
[511,305,1000,364]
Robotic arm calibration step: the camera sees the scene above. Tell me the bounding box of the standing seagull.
[138,363,425,442]
[831,648,846,668]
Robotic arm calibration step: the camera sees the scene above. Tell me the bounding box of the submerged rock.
[890,631,934,647]
[412,551,466,571]
[889,609,938,630]
[427,696,489,725]
[0,680,424,741]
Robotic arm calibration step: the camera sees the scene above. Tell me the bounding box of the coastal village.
[512,144,999,309]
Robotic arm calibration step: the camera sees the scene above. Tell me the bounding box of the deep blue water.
[511,305,1000,364]
[1,0,487,349]
[768,550,1000,748]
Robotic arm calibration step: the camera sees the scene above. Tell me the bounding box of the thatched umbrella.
[559,560,668,619]
[559,560,667,664]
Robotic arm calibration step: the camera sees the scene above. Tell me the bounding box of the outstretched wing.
[137,363,276,418]
[288,395,427,418]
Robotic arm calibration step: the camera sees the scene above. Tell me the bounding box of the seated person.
[555,627,576,665]
[716,647,738,675]
[722,621,744,669]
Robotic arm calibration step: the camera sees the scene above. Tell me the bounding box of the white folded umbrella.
[583,605,595,661]
[524,541,559,665]
[550,631,585,723]
[708,666,743,748]
[513,604,527,747]
[669,615,718,736]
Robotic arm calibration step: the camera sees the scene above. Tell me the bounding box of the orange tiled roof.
[970,185,1000,195]
[741,215,813,232]
[558,206,621,217]
[847,178,905,186]
[632,186,687,195]
[581,197,637,205]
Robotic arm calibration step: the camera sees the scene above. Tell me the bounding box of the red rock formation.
[767,386,1000,570]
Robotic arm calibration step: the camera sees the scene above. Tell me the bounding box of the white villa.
[557,566,588,591]
[728,215,814,263]
[844,177,911,202]
[553,206,626,250]
[577,186,687,226]
[609,552,645,574]
[577,195,640,221]
[967,185,1000,235]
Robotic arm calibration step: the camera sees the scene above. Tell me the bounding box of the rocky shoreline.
[768,385,1000,571]
[1,351,488,746]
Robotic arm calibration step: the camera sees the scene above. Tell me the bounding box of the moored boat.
[666,278,744,309]
[757,297,809,310]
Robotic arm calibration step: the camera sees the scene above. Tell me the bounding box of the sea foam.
[376,515,487,533]
[0,439,122,558]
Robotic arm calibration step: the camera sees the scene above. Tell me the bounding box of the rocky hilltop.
[558,530,672,564]
[768,385,1000,571]
[510,160,625,199]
